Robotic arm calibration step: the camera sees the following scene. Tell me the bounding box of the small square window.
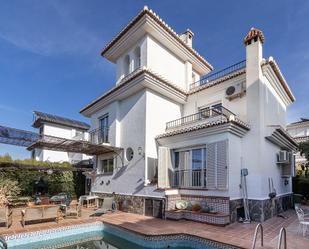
[99,159,114,174]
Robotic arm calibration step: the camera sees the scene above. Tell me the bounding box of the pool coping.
[1,218,246,249]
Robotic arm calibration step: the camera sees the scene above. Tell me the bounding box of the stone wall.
[229,199,243,223]
[94,192,144,215]
[249,194,293,222]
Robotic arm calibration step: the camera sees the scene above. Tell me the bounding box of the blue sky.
[0,0,309,159]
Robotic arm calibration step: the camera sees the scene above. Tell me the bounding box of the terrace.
[189,60,246,91]
[0,208,308,249]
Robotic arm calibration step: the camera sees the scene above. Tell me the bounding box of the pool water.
[61,232,193,249]
[7,223,237,249]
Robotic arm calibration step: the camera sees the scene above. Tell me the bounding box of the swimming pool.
[4,222,240,249]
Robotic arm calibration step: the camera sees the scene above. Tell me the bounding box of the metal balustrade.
[173,169,207,188]
[190,60,246,90]
[166,106,235,130]
[89,127,109,144]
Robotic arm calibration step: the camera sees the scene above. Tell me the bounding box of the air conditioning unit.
[277,150,290,164]
[225,82,245,100]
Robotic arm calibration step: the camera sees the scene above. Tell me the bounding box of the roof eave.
[100,7,213,72]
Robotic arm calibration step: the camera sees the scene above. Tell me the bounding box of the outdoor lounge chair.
[0,206,12,228]
[64,198,82,219]
[295,206,309,236]
[92,197,114,216]
[21,205,60,227]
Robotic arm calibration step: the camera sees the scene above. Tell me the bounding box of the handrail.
[166,106,235,130]
[277,227,287,249]
[0,235,7,249]
[190,60,246,90]
[251,223,263,249]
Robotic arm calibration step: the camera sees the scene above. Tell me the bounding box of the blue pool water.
[5,222,238,249]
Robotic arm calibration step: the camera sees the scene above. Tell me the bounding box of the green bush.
[0,154,85,199]
[293,176,309,199]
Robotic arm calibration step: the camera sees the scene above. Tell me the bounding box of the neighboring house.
[287,118,309,165]
[31,111,91,164]
[80,7,297,222]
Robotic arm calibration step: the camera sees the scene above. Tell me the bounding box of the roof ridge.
[100,6,213,70]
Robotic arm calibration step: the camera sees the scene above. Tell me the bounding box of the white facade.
[287,119,309,165]
[32,119,90,164]
[80,7,297,218]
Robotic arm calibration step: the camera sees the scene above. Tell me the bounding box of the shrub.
[0,174,21,207]
[0,154,85,199]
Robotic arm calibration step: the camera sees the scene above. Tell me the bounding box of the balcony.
[166,106,235,130]
[190,60,246,90]
[173,169,206,188]
[89,127,109,144]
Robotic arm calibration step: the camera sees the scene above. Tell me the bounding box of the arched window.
[134,47,141,70]
[124,55,130,76]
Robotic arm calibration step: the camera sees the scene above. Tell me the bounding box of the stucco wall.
[91,90,164,197]
[185,74,247,121]
[145,90,182,181]
[146,36,187,90]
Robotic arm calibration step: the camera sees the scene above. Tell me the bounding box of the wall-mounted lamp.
[138,147,143,155]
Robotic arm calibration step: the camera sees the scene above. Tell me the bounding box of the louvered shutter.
[216,140,228,190]
[158,147,173,188]
[206,142,216,189]
[206,140,228,190]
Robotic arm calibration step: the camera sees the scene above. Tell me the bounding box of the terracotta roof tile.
[244,27,265,44]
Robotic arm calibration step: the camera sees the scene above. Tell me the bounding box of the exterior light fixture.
[138,147,143,156]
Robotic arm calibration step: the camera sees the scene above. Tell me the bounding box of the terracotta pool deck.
[1,208,308,249]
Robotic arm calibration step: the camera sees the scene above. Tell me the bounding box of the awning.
[265,125,298,151]
[27,134,123,156]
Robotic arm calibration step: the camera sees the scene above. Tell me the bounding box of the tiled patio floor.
[1,208,308,249]
[100,210,309,249]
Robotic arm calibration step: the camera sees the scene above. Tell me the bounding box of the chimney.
[244,27,265,87]
[180,29,194,47]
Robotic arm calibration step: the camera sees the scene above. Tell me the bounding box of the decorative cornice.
[156,118,250,139]
[100,6,213,71]
[261,57,295,102]
[80,67,187,115]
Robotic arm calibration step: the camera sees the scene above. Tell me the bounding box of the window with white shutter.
[206,140,228,190]
[158,147,173,188]
[206,143,216,189]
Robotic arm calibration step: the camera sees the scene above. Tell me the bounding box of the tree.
[299,141,309,177]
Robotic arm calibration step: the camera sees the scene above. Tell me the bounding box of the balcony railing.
[173,169,206,188]
[190,60,246,90]
[89,127,109,144]
[166,106,235,130]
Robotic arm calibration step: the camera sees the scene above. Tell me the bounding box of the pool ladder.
[251,223,263,249]
[251,224,287,249]
[0,235,7,249]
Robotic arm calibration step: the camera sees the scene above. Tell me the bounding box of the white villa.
[80,7,297,223]
[31,111,91,164]
[287,118,309,166]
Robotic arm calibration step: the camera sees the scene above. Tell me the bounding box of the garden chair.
[295,207,309,236]
[0,206,12,228]
[64,197,82,219]
[92,197,114,216]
